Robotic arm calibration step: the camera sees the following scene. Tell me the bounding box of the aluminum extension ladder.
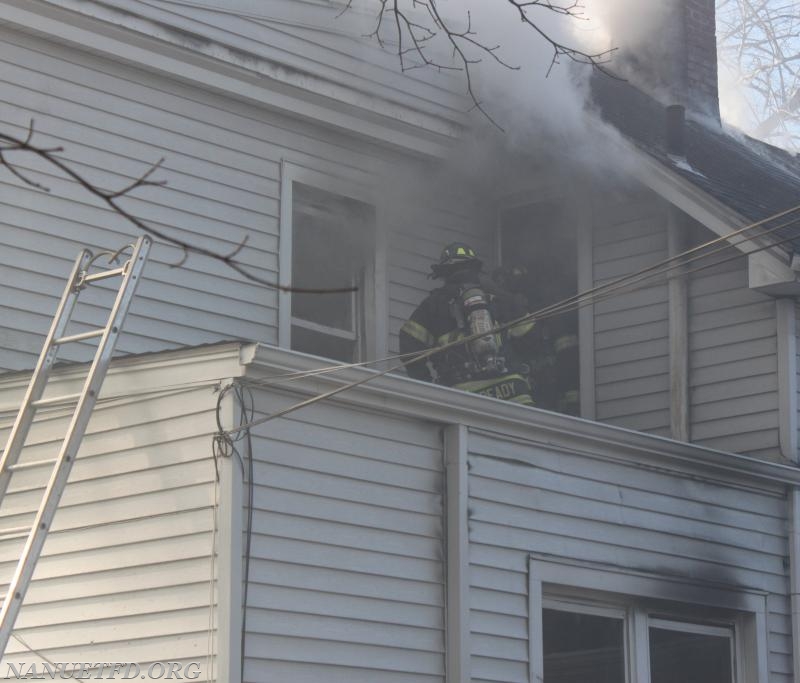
[0,235,151,656]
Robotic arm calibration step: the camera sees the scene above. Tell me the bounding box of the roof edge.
[243,343,800,490]
[623,137,800,294]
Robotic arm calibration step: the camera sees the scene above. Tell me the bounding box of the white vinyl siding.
[466,428,791,683]
[0,371,220,679]
[245,388,445,683]
[0,26,278,369]
[688,253,780,458]
[0,22,478,373]
[42,0,467,123]
[592,190,671,436]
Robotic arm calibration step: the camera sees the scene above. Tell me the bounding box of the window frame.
[495,187,595,419]
[529,554,769,683]
[278,161,387,360]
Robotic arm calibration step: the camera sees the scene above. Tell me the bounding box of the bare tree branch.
[358,0,617,129]
[0,121,356,294]
[718,0,800,151]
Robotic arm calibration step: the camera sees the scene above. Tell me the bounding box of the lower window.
[530,555,767,683]
[543,607,625,683]
[542,603,735,683]
[649,619,733,683]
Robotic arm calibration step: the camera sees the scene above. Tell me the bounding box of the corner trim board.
[445,424,470,683]
[777,299,798,461]
[214,380,244,683]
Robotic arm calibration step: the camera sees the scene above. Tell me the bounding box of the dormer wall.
[584,182,785,460]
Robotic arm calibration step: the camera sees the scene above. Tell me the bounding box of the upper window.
[279,165,381,363]
[499,201,579,414]
[290,183,374,362]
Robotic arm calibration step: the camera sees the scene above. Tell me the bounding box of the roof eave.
[624,140,800,296]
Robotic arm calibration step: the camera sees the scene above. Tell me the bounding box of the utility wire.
[233,211,800,401]
[233,204,800,396]
[224,211,800,435]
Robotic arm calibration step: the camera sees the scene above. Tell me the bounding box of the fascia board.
[0,0,461,157]
[243,343,800,490]
[0,342,248,412]
[622,140,799,292]
[4,339,794,489]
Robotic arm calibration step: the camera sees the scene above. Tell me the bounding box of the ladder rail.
[0,249,91,504]
[0,235,151,657]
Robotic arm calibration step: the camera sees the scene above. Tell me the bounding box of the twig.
[356,0,618,130]
[0,121,356,294]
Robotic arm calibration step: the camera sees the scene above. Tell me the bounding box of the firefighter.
[399,242,536,406]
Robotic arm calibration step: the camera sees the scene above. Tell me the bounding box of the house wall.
[237,344,798,683]
[245,386,446,683]
[590,186,672,436]
[0,355,224,679]
[687,237,780,458]
[34,0,467,128]
[586,185,783,460]
[0,0,790,460]
[0,15,479,373]
[466,428,792,683]
[0,342,794,680]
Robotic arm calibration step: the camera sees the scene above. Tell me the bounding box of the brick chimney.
[611,0,720,121]
[683,0,719,119]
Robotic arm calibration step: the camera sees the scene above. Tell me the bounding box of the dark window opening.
[290,182,375,362]
[500,202,579,415]
[649,626,733,683]
[543,609,625,683]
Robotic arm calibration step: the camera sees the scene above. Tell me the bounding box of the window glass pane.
[291,324,356,363]
[543,608,625,683]
[290,182,374,359]
[649,627,733,683]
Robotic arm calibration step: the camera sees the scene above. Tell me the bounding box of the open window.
[279,165,381,363]
[499,201,579,414]
[530,555,767,683]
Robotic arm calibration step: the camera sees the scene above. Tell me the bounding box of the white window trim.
[529,554,769,683]
[278,160,388,360]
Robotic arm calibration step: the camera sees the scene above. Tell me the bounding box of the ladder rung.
[53,328,105,345]
[6,459,58,473]
[0,527,30,541]
[31,393,82,408]
[82,267,125,283]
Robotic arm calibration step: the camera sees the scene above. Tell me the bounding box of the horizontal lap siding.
[0,28,281,370]
[592,192,670,436]
[76,0,466,120]
[247,389,445,683]
[0,384,219,680]
[0,25,479,375]
[467,430,790,683]
[688,256,779,457]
